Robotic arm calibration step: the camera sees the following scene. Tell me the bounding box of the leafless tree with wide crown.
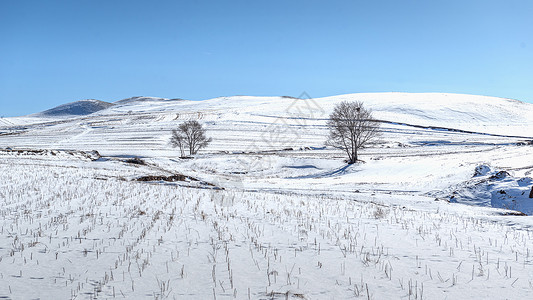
[170,120,212,157]
[326,101,380,164]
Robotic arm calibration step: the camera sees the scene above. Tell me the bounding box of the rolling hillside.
[1,93,533,299]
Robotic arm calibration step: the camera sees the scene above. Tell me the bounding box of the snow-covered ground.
[1,92,533,299]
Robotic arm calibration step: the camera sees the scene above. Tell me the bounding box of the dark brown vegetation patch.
[136,174,198,182]
[124,157,146,165]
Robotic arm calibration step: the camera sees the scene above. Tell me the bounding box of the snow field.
[1,161,533,299]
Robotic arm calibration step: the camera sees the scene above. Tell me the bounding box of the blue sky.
[1,0,532,116]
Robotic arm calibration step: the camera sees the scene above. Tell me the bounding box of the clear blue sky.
[1,0,532,116]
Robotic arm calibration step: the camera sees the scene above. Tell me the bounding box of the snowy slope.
[320,93,533,135]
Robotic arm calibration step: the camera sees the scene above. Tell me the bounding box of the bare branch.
[170,120,211,156]
[326,101,380,164]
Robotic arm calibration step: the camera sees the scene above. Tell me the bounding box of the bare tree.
[170,120,212,156]
[170,130,186,157]
[326,101,380,164]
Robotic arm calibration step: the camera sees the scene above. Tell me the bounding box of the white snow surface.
[1,92,533,299]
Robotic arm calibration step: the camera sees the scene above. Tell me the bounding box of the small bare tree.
[170,130,186,157]
[170,120,212,156]
[326,101,380,164]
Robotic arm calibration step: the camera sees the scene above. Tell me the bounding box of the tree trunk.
[351,137,356,163]
[529,186,533,199]
[348,150,356,164]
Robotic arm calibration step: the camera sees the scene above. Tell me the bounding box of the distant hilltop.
[37,96,184,117]
[39,99,115,116]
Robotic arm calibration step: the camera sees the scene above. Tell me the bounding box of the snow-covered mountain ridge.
[39,92,533,134]
[7,93,533,133]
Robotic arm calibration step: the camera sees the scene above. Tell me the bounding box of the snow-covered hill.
[1,92,533,213]
[1,92,533,299]
[3,92,532,153]
[37,99,115,116]
[7,92,533,131]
